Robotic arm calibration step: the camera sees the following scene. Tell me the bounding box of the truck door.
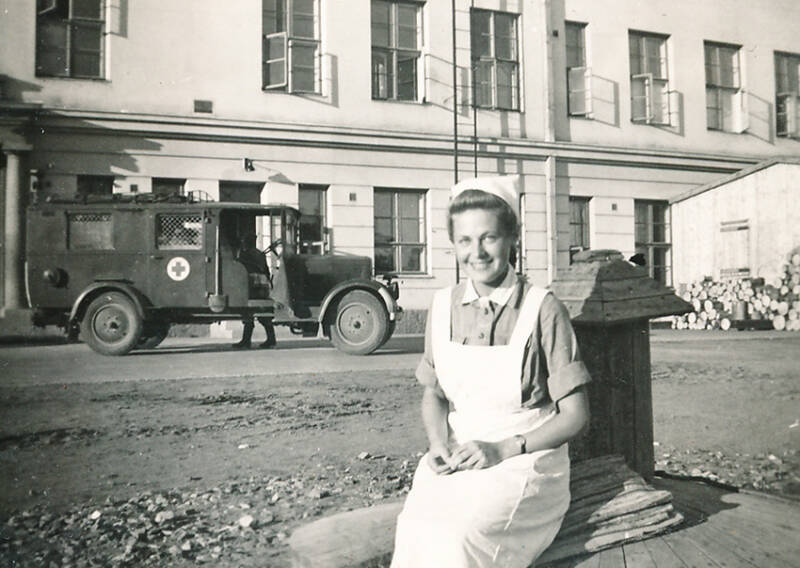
[147,210,210,308]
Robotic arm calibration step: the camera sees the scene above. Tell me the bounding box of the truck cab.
[26,193,401,355]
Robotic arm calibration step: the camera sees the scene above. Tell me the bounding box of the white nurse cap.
[450,175,521,221]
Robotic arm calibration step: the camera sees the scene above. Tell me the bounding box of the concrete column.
[3,151,24,309]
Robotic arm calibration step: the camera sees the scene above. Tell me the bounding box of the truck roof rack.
[41,191,213,205]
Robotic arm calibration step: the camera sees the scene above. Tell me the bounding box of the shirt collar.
[461,265,517,307]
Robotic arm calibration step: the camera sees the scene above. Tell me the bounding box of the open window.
[262,0,320,93]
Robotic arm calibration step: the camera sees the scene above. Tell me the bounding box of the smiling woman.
[391,175,592,568]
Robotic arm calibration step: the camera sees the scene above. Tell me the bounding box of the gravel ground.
[1,333,798,567]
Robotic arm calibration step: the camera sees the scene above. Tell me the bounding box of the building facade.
[2,0,799,320]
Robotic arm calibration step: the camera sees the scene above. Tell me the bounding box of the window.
[263,0,320,93]
[566,21,591,117]
[298,184,327,254]
[68,213,112,250]
[634,200,671,286]
[374,189,426,274]
[775,52,800,137]
[77,175,113,196]
[471,9,520,110]
[371,0,422,101]
[152,178,186,198]
[704,41,744,132]
[569,197,590,263]
[157,214,203,250]
[629,31,670,124]
[36,0,104,78]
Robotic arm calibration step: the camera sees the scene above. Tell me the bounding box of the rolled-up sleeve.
[538,294,592,404]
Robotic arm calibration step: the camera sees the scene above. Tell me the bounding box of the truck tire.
[137,321,170,350]
[82,291,143,356]
[328,290,388,355]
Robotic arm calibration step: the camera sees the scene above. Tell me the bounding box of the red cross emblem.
[166,257,191,281]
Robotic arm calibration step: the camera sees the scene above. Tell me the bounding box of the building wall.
[561,0,800,158]
[671,163,800,287]
[3,0,800,315]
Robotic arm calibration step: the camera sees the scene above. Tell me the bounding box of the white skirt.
[391,445,570,568]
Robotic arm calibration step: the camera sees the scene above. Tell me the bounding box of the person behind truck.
[232,233,277,349]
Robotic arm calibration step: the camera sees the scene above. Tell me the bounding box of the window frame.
[371,0,423,102]
[262,0,321,94]
[470,8,520,111]
[704,41,744,133]
[565,21,591,117]
[775,51,800,138]
[36,0,106,79]
[298,184,328,255]
[628,30,670,125]
[634,200,672,286]
[373,188,427,275]
[568,196,591,263]
[76,174,114,196]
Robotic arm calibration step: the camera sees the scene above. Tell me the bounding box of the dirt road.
[0,331,798,566]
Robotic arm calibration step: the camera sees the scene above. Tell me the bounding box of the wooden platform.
[289,474,800,568]
[542,476,800,568]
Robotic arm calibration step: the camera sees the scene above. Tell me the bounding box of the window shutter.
[264,32,288,89]
[778,93,799,137]
[631,73,652,122]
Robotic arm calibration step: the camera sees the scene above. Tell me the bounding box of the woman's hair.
[447,189,519,241]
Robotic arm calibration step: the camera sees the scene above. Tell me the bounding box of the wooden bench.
[288,455,683,568]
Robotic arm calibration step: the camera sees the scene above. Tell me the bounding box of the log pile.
[672,248,800,331]
[288,454,683,568]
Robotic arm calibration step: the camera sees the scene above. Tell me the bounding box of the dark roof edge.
[670,156,800,204]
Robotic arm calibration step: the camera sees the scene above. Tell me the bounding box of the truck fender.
[69,282,149,326]
[318,279,399,335]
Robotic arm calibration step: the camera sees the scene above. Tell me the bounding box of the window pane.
[374,191,393,213]
[720,88,735,131]
[644,36,663,77]
[471,11,491,57]
[36,21,69,75]
[397,192,419,217]
[263,0,285,34]
[629,34,641,75]
[704,44,717,84]
[401,245,424,272]
[397,4,418,49]
[565,23,584,68]
[69,213,112,250]
[475,60,493,106]
[652,78,669,123]
[718,46,738,87]
[371,0,391,47]
[372,49,393,98]
[292,0,315,38]
[72,0,101,19]
[374,246,395,273]
[397,53,417,100]
[77,175,113,195]
[706,87,720,129]
[157,214,203,250]
[496,61,517,109]
[152,178,185,197]
[374,218,394,243]
[494,14,517,61]
[631,76,648,121]
[291,42,317,92]
[72,22,101,50]
[400,218,419,242]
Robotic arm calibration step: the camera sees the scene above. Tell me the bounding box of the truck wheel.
[82,292,143,356]
[379,320,396,349]
[137,321,170,350]
[328,290,388,355]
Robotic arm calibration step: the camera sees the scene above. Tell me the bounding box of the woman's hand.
[449,440,506,471]
[426,443,455,475]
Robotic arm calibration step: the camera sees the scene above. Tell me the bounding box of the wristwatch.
[513,434,527,455]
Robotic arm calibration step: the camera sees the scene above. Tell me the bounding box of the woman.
[391,175,591,567]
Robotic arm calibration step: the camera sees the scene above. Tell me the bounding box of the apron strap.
[507,286,550,349]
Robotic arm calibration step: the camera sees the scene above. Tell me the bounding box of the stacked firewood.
[672,248,800,331]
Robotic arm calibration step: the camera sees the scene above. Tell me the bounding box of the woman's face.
[451,208,516,295]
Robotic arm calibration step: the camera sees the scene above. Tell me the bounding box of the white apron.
[391,286,571,568]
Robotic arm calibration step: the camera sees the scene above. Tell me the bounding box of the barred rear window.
[157,214,203,250]
[68,213,113,250]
